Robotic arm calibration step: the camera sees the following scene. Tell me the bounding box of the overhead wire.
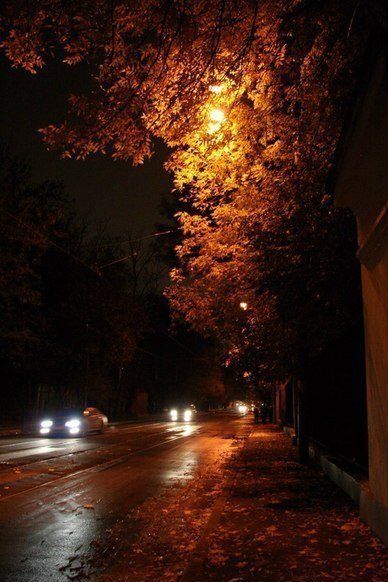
[3,208,101,277]
[100,229,176,248]
[98,229,177,269]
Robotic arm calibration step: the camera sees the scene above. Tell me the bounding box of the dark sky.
[0,56,172,237]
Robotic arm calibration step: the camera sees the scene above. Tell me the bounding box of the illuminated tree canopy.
[1,0,378,382]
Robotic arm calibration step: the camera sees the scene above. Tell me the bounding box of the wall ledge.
[309,441,387,546]
[281,428,387,546]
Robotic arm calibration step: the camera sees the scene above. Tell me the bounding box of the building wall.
[361,248,388,505]
[335,50,388,538]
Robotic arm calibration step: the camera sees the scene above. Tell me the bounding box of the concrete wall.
[335,50,388,541]
[361,251,388,507]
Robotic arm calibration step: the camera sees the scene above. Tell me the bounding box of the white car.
[37,407,108,436]
[169,405,197,422]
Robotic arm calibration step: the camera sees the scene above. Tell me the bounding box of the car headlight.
[170,409,178,421]
[183,409,192,422]
[65,419,81,429]
[41,420,53,428]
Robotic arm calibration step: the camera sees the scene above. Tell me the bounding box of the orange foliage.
[0,0,372,379]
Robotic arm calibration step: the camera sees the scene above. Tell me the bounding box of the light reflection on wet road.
[0,412,246,581]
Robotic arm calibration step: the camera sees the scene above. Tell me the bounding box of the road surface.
[0,412,247,581]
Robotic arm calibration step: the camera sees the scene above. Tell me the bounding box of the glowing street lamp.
[209,84,223,94]
[209,108,225,123]
[239,301,248,311]
[207,108,225,134]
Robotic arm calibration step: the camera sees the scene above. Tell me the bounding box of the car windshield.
[41,409,82,419]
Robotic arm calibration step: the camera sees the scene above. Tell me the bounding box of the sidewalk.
[199,425,387,581]
[97,424,386,582]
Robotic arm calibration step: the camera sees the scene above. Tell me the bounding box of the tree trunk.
[272,385,277,424]
[114,364,128,418]
[297,379,309,463]
[292,377,298,438]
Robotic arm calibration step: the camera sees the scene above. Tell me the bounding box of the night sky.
[0,56,172,237]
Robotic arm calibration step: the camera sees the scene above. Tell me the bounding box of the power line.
[135,345,202,365]
[161,331,206,360]
[3,208,101,277]
[100,229,176,248]
[99,253,138,269]
[4,209,208,368]
[98,229,176,270]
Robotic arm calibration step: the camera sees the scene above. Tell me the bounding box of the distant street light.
[239,301,248,311]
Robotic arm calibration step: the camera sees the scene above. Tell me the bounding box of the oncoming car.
[37,407,108,437]
[237,404,248,415]
[169,404,197,422]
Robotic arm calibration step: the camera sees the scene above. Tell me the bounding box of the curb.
[281,424,387,546]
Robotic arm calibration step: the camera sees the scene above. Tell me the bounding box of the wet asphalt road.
[0,412,246,581]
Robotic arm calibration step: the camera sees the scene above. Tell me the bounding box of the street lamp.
[209,84,223,94]
[209,108,225,123]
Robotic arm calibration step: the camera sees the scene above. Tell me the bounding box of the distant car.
[36,407,108,437]
[169,404,197,422]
